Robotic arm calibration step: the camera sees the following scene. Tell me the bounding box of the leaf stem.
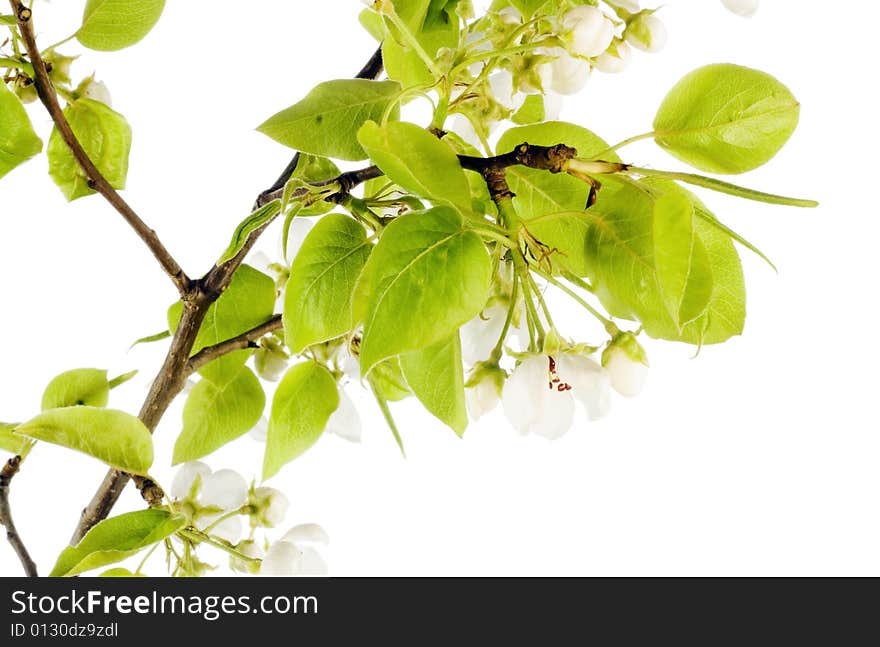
[595,131,656,158]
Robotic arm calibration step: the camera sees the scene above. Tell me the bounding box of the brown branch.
[1,455,38,576]
[185,314,283,377]
[9,2,190,295]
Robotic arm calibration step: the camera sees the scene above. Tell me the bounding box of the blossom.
[230,540,263,575]
[460,303,507,365]
[83,80,112,106]
[601,333,649,397]
[607,0,640,13]
[201,514,242,544]
[261,524,329,576]
[547,49,591,95]
[721,0,758,17]
[593,40,632,74]
[562,6,615,58]
[250,486,289,528]
[325,389,362,442]
[199,469,249,511]
[555,353,611,421]
[170,461,211,500]
[465,363,506,420]
[625,13,667,53]
[502,355,575,439]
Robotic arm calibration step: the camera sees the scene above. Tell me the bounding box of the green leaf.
[14,407,153,474]
[258,79,401,161]
[0,423,26,455]
[583,177,745,345]
[360,8,386,41]
[77,0,166,51]
[509,0,551,17]
[382,0,459,88]
[523,211,592,277]
[0,82,42,180]
[99,567,145,577]
[356,206,492,375]
[400,333,467,436]
[50,509,184,577]
[219,200,282,264]
[173,368,265,464]
[284,214,372,353]
[358,120,472,213]
[168,265,276,384]
[47,99,131,201]
[496,122,618,221]
[652,192,714,329]
[264,362,339,479]
[41,368,110,410]
[653,63,800,175]
[369,358,411,402]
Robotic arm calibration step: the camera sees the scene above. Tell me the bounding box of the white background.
[1,1,878,576]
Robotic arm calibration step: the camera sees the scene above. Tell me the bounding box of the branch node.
[16,3,31,22]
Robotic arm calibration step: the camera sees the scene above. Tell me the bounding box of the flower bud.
[465,362,506,420]
[83,80,112,106]
[43,51,76,86]
[170,461,211,500]
[607,0,640,14]
[721,0,758,17]
[254,337,289,382]
[562,6,615,58]
[594,39,632,74]
[548,50,591,96]
[625,13,667,53]
[601,333,649,397]
[250,486,289,528]
[199,469,248,511]
[230,540,263,575]
[325,390,362,443]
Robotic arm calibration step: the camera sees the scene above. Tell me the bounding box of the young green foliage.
[284,214,373,354]
[355,206,492,375]
[77,0,167,51]
[400,334,468,436]
[14,407,153,475]
[379,0,460,88]
[41,368,111,410]
[47,99,132,201]
[174,368,266,464]
[258,79,402,161]
[0,83,43,180]
[653,64,800,175]
[50,509,184,577]
[264,362,339,479]
[0,423,27,455]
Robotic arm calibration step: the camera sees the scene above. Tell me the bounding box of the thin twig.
[9,2,189,294]
[0,456,38,576]
[185,314,282,376]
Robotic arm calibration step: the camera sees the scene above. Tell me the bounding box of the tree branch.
[9,2,190,295]
[1,455,38,576]
[185,314,283,377]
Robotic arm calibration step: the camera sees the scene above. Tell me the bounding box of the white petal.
[284,218,315,263]
[448,114,483,150]
[502,356,575,439]
[626,15,667,53]
[249,416,268,442]
[557,354,611,421]
[83,80,112,106]
[170,461,211,500]
[604,348,648,397]
[550,52,591,95]
[460,304,507,365]
[721,0,758,17]
[465,378,502,420]
[325,390,362,442]
[261,541,302,576]
[253,486,289,527]
[282,523,330,545]
[200,469,248,511]
[543,94,563,121]
[594,41,632,74]
[564,6,615,58]
[295,547,329,576]
[201,514,242,544]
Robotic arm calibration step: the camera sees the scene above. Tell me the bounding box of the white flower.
[250,486,289,527]
[502,355,574,439]
[83,80,112,106]
[170,461,211,500]
[607,0,640,13]
[601,334,649,398]
[562,6,615,58]
[448,114,483,150]
[201,514,242,544]
[249,416,268,442]
[594,40,632,74]
[721,0,758,17]
[230,540,263,575]
[325,390,362,442]
[282,523,330,545]
[556,354,611,421]
[254,340,288,382]
[284,217,315,263]
[548,49,591,96]
[261,524,329,576]
[489,71,526,112]
[543,94,563,121]
[466,376,502,420]
[199,469,248,511]
[625,14,667,53]
[460,303,507,365]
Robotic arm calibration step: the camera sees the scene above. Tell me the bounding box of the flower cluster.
[171,462,328,576]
